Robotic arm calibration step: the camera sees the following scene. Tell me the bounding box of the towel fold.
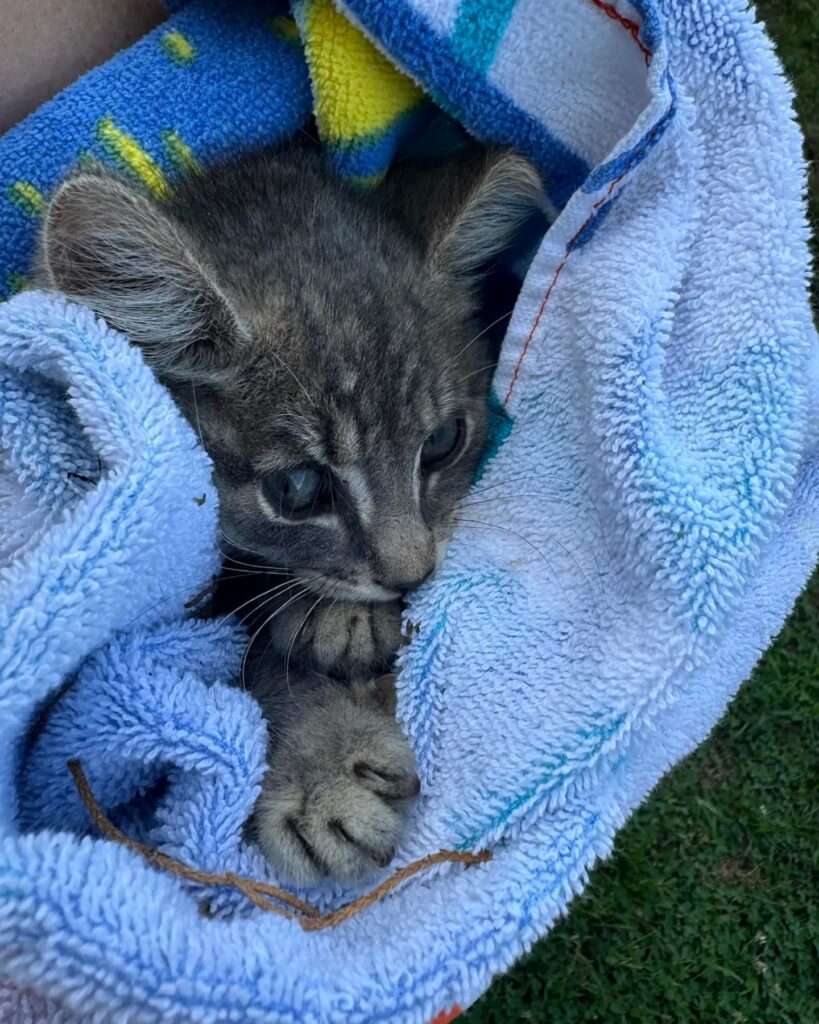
[0,0,816,1021]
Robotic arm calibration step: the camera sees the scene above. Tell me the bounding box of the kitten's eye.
[262,465,331,518]
[420,417,466,469]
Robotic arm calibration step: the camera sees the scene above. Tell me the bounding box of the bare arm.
[0,0,166,135]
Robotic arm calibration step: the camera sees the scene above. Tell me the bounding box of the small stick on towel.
[68,759,491,929]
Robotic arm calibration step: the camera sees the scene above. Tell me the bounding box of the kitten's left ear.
[383,148,543,278]
[40,170,246,383]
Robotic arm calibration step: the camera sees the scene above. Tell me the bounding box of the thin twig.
[68,759,491,930]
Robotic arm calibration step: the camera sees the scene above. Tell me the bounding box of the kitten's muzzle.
[376,567,434,596]
[297,571,399,603]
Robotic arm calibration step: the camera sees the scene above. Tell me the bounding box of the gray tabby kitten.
[36,139,540,882]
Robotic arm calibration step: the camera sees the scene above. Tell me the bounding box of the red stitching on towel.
[429,1007,462,1024]
[502,176,621,406]
[503,97,671,408]
[589,0,651,64]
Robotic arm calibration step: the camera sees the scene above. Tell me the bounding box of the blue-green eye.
[421,417,466,469]
[262,465,331,517]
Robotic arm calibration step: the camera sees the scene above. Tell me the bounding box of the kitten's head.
[39,142,540,601]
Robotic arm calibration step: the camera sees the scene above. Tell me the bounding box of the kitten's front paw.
[267,595,404,679]
[253,679,420,883]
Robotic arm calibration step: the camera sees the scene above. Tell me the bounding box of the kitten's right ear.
[41,172,244,382]
[382,147,543,281]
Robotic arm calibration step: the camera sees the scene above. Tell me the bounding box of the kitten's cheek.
[218,490,269,543]
[217,507,288,567]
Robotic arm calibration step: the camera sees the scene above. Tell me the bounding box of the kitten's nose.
[384,568,434,595]
[372,515,436,595]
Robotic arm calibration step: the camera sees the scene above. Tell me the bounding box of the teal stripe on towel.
[451,0,517,73]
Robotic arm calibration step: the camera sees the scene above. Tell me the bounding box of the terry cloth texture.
[0,0,817,1021]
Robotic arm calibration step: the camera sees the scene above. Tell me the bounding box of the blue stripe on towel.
[340,0,590,207]
[451,0,518,74]
[584,88,677,192]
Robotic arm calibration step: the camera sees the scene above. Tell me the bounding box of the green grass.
[758,0,818,308]
[465,4,819,1021]
[465,582,818,1023]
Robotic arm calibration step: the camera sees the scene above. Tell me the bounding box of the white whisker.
[283,589,330,692]
[454,516,582,613]
[232,577,305,627]
[239,586,314,690]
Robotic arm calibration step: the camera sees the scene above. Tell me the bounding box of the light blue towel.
[1,0,817,1022]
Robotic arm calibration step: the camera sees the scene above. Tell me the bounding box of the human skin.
[0,0,167,135]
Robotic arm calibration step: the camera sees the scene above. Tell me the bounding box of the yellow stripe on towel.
[301,0,421,144]
[162,130,201,176]
[96,117,169,197]
[7,181,45,218]
[161,30,197,66]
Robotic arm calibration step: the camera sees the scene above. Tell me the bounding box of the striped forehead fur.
[37,138,541,595]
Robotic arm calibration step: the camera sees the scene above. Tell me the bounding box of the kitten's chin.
[295,572,399,604]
